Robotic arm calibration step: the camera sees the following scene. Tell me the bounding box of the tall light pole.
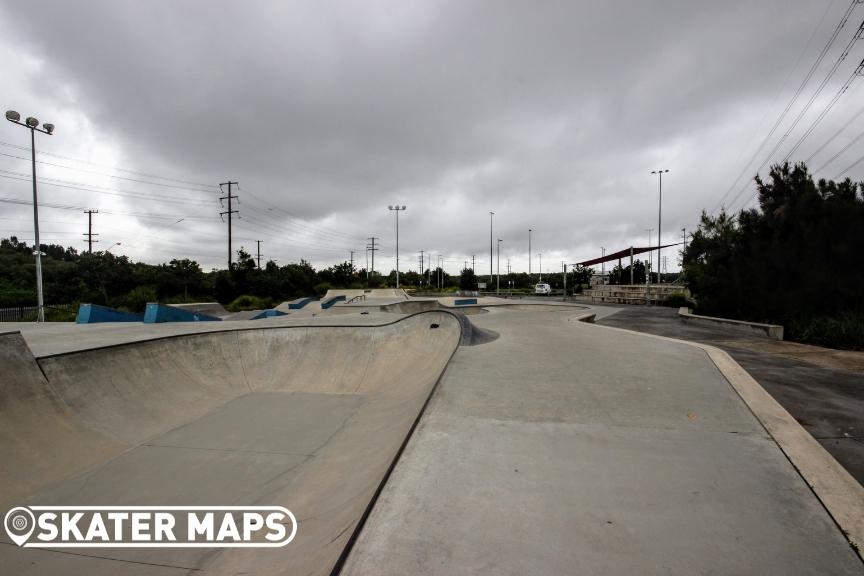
[388,205,406,288]
[6,110,54,323]
[497,238,503,293]
[538,253,543,282]
[106,242,122,253]
[651,169,669,283]
[528,228,532,282]
[489,211,494,287]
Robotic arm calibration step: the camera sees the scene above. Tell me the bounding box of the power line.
[834,148,864,177]
[0,151,217,194]
[814,124,864,172]
[240,188,364,242]
[232,211,364,253]
[804,95,864,163]
[728,54,864,214]
[0,171,215,208]
[0,140,217,189]
[0,196,217,220]
[712,0,859,213]
[782,53,864,162]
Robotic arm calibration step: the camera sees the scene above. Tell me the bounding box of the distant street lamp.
[388,205,406,288]
[106,242,122,253]
[6,110,55,322]
[489,211,495,287]
[651,169,669,283]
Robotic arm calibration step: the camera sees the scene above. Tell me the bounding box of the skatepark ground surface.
[1,295,861,574]
[592,303,864,485]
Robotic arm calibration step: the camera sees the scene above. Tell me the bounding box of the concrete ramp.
[0,312,462,575]
[324,289,409,301]
[170,302,229,317]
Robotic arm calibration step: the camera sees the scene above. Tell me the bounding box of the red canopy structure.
[576,243,682,267]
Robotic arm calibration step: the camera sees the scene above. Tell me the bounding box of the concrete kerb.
[679,307,784,340]
[578,319,864,560]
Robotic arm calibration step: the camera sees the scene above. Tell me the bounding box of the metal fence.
[0,303,77,322]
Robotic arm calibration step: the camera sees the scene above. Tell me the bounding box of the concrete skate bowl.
[0,311,461,576]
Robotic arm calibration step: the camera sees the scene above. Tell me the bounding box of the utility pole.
[630,246,634,285]
[349,249,355,275]
[219,181,239,270]
[538,253,543,282]
[528,229,532,282]
[84,209,99,253]
[497,238,502,293]
[471,254,475,272]
[256,240,263,268]
[563,262,567,300]
[601,246,605,277]
[419,250,425,286]
[681,227,687,268]
[367,237,379,276]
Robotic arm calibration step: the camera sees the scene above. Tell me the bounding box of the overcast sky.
[2,0,863,275]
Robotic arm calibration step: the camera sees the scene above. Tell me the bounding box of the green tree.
[683,162,864,348]
[459,267,478,290]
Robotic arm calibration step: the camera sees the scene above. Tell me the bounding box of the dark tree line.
[683,162,864,349]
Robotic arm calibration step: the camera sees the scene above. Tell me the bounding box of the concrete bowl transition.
[0,310,461,575]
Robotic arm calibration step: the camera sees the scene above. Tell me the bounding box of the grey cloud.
[0,0,855,271]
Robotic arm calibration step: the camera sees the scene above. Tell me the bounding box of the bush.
[44,306,78,322]
[0,283,35,307]
[123,285,158,312]
[788,313,864,351]
[226,294,273,312]
[663,292,695,308]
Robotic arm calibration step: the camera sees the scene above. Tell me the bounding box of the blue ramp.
[320,295,346,310]
[76,304,144,324]
[250,309,288,320]
[288,297,314,310]
[143,303,222,323]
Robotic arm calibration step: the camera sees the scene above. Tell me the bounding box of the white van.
[534,283,552,295]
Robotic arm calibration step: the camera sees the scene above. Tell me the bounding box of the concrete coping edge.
[678,307,784,340]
